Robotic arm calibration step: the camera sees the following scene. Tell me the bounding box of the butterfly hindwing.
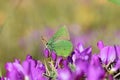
[52,40,73,57]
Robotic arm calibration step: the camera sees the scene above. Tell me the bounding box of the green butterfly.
[46,26,73,57]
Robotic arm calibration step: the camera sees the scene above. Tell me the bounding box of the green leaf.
[49,70,56,79]
[109,0,120,5]
[69,63,75,71]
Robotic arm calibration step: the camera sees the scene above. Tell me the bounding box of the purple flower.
[109,60,120,74]
[55,56,69,69]
[114,45,120,60]
[0,77,8,80]
[72,43,92,63]
[5,55,47,80]
[97,41,116,65]
[74,58,89,79]
[87,55,105,80]
[4,39,120,80]
[30,61,46,80]
[97,41,120,79]
[70,43,92,79]
[6,59,25,80]
[57,67,73,80]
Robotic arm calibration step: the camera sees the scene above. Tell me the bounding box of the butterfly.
[46,26,73,57]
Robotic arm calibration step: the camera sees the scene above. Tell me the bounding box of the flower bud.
[51,51,57,61]
[43,48,49,58]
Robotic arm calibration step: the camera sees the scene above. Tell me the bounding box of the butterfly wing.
[52,40,73,57]
[48,26,70,44]
[47,26,73,57]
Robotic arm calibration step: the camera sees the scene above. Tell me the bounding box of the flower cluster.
[1,41,120,80]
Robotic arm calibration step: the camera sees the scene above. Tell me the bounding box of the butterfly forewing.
[48,26,70,43]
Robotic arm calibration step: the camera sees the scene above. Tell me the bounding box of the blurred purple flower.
[4,39,120,80]
[87,54,105,80]
[0,77,7,80]
[72,43,92,63]
[5,55,47,80]
[97,41,120,79]
[74,58,89,80]
[98,41,116,65]
[55,57,69,69]
[114,45,120,60]
[70,43,92,79]
[57,67,73,80]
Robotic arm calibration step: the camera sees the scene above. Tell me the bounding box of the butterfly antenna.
[41,36,47,46]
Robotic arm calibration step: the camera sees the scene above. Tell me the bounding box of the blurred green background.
[0,0,120,73]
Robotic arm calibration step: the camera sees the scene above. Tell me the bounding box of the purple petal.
[97,41,104,50]
[77,43,84,53]
[87,55,105,80]
[99,47,109,64]
[57,67,73,80]
[107,47,116,63]
[75,59,89,76]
